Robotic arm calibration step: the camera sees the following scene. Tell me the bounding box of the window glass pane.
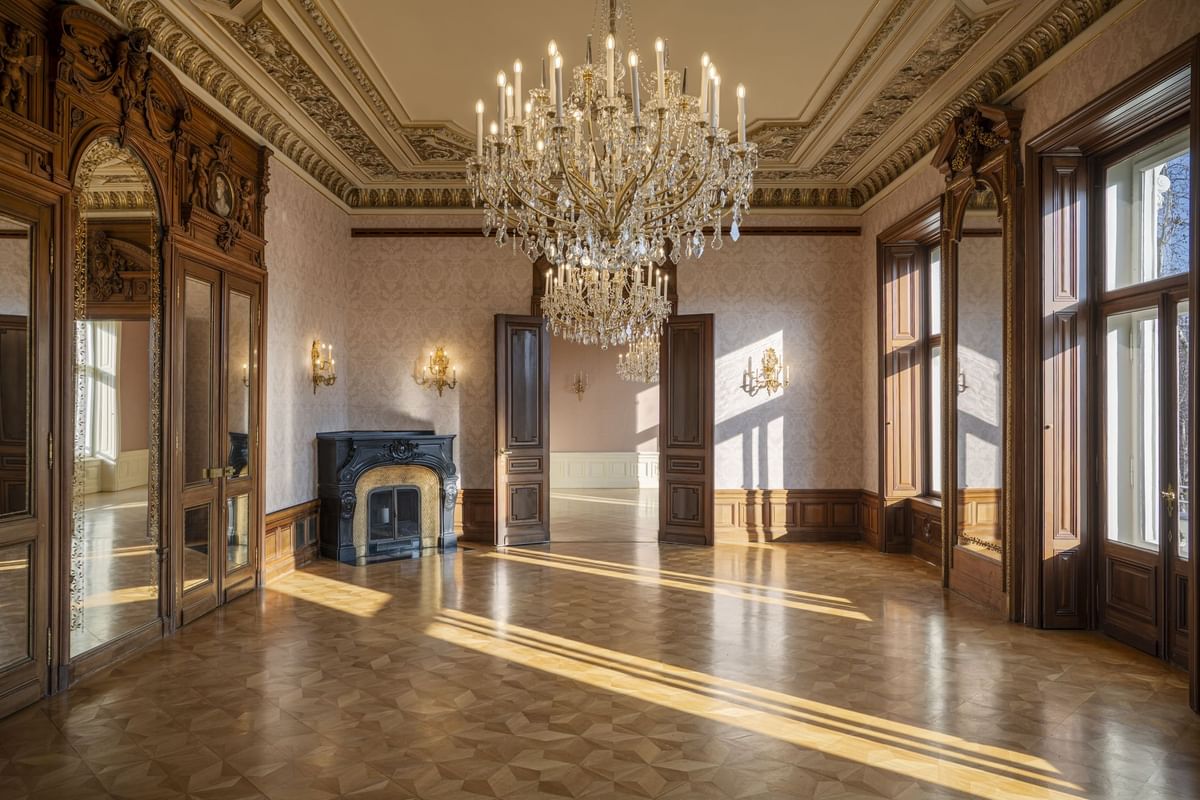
[1105,129,1190,290]
[227,291,252,479]
[1106,307,1161,551]
[0,542,31,668]
[928,245,942,336]
[183,504,211,590]
[226,494,249,571]
[930,344,942,494]
[0,217,31,518]
[183,276,213,484]
[1178,300,1190,560]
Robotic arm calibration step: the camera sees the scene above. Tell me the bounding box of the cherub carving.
[89,232,127,300]
[236,176,256,230]
[0,24,38,112]
[114,29,152,123]
[188,147,209,209]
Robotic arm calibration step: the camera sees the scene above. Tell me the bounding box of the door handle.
[203,466,223,479]
[497,449,511,457]
[1162,485,1177,516]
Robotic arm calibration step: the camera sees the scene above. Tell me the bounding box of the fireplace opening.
[367,485,421,549]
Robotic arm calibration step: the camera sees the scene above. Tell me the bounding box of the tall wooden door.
[659,314,714,545]
[1099,290,1190,662]
[494,315,550,546]
[177,259,263,623]
[0,198,50,718]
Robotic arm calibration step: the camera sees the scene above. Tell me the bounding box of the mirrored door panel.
[0,200,48,718]
[178,263,221,624]
[222,280,258,594]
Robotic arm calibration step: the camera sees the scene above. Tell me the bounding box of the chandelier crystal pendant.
[617,332,660,383]
[466,0,757,274]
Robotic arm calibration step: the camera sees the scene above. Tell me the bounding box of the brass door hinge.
[46,625,52,665]
[48,431,53,470]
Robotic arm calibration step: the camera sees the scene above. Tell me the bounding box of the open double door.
[494,313,714,546]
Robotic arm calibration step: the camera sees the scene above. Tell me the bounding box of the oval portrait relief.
[210,171,234,218]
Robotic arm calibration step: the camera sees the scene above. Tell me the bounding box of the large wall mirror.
[933,105,1022,616]
[70,138,163,660]
[0,213,32,671]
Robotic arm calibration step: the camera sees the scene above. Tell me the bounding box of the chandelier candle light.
[617,332,660,384]
[467,0,757,301]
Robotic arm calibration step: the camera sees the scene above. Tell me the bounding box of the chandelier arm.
[556,135,614,241]
[500,176,578,230]
[585,107,613,198]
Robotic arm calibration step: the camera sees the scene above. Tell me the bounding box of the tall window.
[1102,128,1190,553]
[927,245,943,496]
[82,320,118,461]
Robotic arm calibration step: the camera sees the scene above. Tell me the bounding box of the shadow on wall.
[715,332,786,489]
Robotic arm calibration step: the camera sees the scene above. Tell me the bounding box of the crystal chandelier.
[541,260,670,347]
[467,0,757,275]
[617,332,659,383]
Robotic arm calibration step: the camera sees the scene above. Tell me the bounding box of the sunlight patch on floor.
[427,609,1081,799]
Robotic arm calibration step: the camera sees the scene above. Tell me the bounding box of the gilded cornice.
[748,0,921,162]
[216,12,398,178]
[852,0,1123,204]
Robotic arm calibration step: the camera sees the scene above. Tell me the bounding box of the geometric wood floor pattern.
[2,540,1198,799]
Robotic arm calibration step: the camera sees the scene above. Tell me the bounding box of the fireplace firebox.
[368,485,420,547]
[316,430,458,564]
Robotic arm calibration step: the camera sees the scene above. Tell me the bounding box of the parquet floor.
[548,489,658,542]
[2,540,1198,800]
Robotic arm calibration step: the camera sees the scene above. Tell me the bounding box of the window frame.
[922,240,944,500]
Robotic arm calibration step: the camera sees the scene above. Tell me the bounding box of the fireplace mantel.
[316,430,458,564]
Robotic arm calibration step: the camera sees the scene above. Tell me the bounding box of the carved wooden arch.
[53,6,192,149]
[931,103,1025,620]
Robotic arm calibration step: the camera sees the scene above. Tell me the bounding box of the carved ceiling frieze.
[852,0,1121,204]
[216,12,398,179]
[808,6,1003,180]
[93,0,1126,210]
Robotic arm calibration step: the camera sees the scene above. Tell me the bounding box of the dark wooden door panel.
[659,315,713,546]
[494,315,549,546]
[1103,551,1161,656]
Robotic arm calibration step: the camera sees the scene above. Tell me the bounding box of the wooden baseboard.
[454,488,494,543]
[264,500,320,582]
[714,489,870,542]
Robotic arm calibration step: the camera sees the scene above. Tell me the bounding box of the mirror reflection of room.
[0,214,31,671]
[549,339,659,542]
[955,223,1004,558]
[70,139,161,658]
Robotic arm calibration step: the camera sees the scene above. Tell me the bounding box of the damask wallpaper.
[344,232,530,490]
[677,234,865,490]
[263,159,351,512]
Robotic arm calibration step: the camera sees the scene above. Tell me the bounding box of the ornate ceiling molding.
[95,0,357,202]
[852,0,1121,204]
[94,0,1127,211]
[215,11,399,178]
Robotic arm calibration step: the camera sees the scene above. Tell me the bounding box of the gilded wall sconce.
[570,371,589,401]
[742,347,790,396]
[311,339,336,393]
[415,346,457,397]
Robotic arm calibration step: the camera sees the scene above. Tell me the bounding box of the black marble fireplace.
[316,430,458,564]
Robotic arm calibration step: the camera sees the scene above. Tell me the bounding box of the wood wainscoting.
[714,489,872,542]
[455,489,495,544]
[264,501,320,582]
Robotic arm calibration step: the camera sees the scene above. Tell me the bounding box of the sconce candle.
[311,339,337,393]
[415,346,458,397]
[571,371,589,401]
[741,346,789,397]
